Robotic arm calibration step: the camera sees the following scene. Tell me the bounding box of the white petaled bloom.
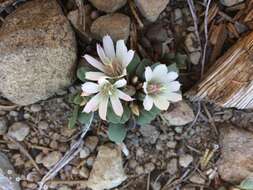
[83,35,135,81]
[81,79,133,120]
[143,64,182,111]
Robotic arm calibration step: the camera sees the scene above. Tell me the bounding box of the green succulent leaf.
[108,124,127,143]
[239,178,253,190]
[107,104,131,124]
[78,111,93,125]
[174,53,187,69]
[127,53,141,76]
[167,63,179,73]
[136,106,160,125]
[73,93,84,105]
[77,66,91,82]
[68,105,79,128]
[136,59,152,79]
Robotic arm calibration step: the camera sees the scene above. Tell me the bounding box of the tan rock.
[218,125,253,182]
[90,13,130,41]
[86,144,127,190]
[135,0,170,22]
[0,0,77,105]
[162,101,195,126]
[88,0,127,13]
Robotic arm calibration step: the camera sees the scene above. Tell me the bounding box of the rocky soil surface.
[0,0,252,190]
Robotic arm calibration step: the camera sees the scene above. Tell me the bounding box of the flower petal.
[103,35,115,59]
[167,81,181,92]
[153,96,170,110]
[110,95,123,117]
[98,97,109,120]
[117,90,133,101]
[143,95,153,111]
[123,50,135,67]
[143,82,148,94]
[145,67,153,81]
[98,78,109,86]
[81,82,99,94]
[83,93,101,113]
[152,64,168,82]
[166,92,182,102]
[166,71,178,82]
[97,44,110,64]
[84,55,105,72]
[85,72,107,81]
[114,79,127,88]
[116,40,127,61]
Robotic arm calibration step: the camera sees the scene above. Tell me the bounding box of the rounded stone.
[88,0,127,13]
[0,0,77,105]
[91,13,130,41]
[8,122,30,141]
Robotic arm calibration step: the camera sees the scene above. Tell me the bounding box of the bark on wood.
[187,31,253,109]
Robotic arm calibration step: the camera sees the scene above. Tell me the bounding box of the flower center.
[101,83,116,96]
[104,58,124,77]
[147,83,165,94]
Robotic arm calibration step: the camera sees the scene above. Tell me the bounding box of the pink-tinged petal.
[117,90,133,101]
[167,81,181,92]
[82,93,101,113]
[114,79,127,88]
[116,40,127,61]
[98,97,109,120]
[166,71,178,82]
[144,67,153,81]
[166,92,182,102]
[85,72,107,81]
[103,35,115,59]
[123,50,135,67]
[153,97,170,110]
[84,55,105,72]
[97,44,110,64]
[110,95,123,117]
[81,82,99,94]
[143,95,153,111]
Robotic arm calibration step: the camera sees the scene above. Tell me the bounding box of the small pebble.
[179,154,193,168]
[167,158,178,175]
[41,151,62,169]
[86,156,96,167]
[38,121,49,130]
[128,159,138,169]
[30,104,42,112]
[135,166,144,175]
[136,147,144,157]
[167,141,177,149]
[8,122,30,141]
[79,166,89,178]
[84,136,99,152]
[0,117,8,135]
[144,162,155,173]
[80,147,91,159]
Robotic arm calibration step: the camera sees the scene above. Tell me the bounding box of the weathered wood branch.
[187,31,253,109]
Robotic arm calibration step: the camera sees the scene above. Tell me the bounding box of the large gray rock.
[218,125,253,183]
[135,0,170,22]
[90,13,130,41]
[88,0,127,13]
[0,0,77,105]
[86,144,127,190]
[0,152,21,190]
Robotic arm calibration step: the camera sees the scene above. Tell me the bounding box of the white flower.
[143,64,182,111]
[81,78,133,120]
[83,35,135,81]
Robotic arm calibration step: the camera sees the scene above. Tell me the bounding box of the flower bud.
[130,103,140,116]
